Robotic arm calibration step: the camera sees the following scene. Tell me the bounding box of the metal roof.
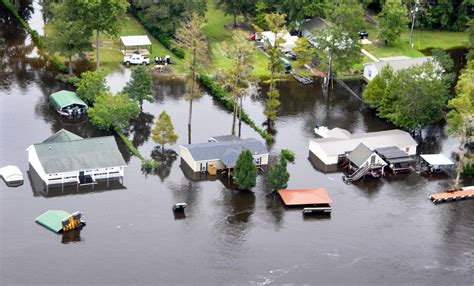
[49,90,87,110]
[183,137,268,168]
[365,57,433,72]
[420,154,454,166]
[347,143,373,167]
[42,129,83,143]
[33,133,126,174]
[301,17,329,37]
[35,210,71,233]
[120,35,152,47]
[375,146,414,164]
[278,188,332,206]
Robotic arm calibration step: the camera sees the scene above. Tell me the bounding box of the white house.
[260,31,299,53]
[309,128,417,172]
[180,135,269,173]
[27,129,126,186]
[363,56,434,81]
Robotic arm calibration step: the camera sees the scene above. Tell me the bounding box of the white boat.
[0,165,23,186]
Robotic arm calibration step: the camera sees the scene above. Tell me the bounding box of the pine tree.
[234,149,257,190]
[151,111,178,154]
[267,156,290,191]
[123,66,154,110]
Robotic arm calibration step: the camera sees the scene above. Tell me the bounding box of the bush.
[141,159,160,171]
[280,149,295,163]
[199,75,273,142]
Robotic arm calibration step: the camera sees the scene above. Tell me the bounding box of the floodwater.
[1,3,474,285]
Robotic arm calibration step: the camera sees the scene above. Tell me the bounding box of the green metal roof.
[42,129,84,143]
[34,134,126,174]
[49,90,87,110]
[35,210,71,233]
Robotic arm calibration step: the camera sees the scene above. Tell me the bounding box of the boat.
[0,165,23,187]
[172,203,188,211]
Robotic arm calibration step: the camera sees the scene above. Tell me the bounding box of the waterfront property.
[49,90,88,117]
[363,56,434,81]
[180,135,268,173]
[309,128,417,172]
[375,146,414,174]
[420,154,454,173]
[342,143,387,182]
[26,129,126,186]
[120,35,152,55]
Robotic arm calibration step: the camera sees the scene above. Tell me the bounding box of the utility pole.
[409,0,420,48]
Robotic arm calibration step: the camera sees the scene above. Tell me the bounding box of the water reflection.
[61,228,83,244]
[130,112,154,148]
[149,148,177,181]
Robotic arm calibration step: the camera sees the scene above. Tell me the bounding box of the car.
[123,53,150,65]
[284,51,297,60]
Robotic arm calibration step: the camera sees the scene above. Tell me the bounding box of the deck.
[430,188,474,204]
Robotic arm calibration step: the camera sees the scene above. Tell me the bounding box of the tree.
[174,12,209,144]
[151,111,178,154]
[278,0,327,34]
[261,12,286,128]
[76,0,129,70]
[431,48,455,85]
[122,66,154,110]
[363,65,393,109]
[313,25,361,74]
[216,0,257,28]
[447,61,474,187]
[293,37,312,67]
[380,62,449,131]
[267,156,290,191]
[377,0,408,45]
[223,30,255,135]
[46,0,92,76]
[75,71,109,105]
[88,91,140,131]
[467,19,474,60]
[234,149,257,190]
[329,0,366,39]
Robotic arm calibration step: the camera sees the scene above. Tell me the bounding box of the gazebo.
[120,35,152,55]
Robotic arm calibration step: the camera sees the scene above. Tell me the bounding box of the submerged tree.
[234,149,257,190]
[267,155,290,191]
[174,12,209,144]
[75,71,109,105]
[88,91,140,131]
[123,66,154,110]
[151,111,178,154]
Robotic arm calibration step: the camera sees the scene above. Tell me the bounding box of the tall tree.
[431,48,455,85]
[447,61,474,187]
[88,91,140,131]
[267,155,290,191]
[75,71,109,105]
[363,65,394,109]
[46,0,92,76]
[123,66,154,110]
[278,0,327,34]
[216,0,257,28]
[151,111,178,154]
[293,37,313,67]
[377,0,408,45]
[175,12,209,144]
[234,149,257,190]
[262,13,286,129]
[76,0,129,70]
[329,0,366,39]
[223,30,255,136]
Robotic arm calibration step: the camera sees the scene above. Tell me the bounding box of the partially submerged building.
[363,56,434,81]
[180,135,268,173]
[309,127,417,172]
[26,129,126,186]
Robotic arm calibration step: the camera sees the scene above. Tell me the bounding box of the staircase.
[343,163,370,183]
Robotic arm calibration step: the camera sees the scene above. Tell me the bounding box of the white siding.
[26,146,47,182]
[363,63,378,81]
[309,141,338,165]
[180,146,199,172]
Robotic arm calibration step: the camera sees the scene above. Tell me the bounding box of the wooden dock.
[430,188,474,204]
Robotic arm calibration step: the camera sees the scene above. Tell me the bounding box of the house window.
[255,157,261,165]
[370,155,375,164]
[405,147,409,153]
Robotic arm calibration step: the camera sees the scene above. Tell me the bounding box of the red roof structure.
[277,188,332,206]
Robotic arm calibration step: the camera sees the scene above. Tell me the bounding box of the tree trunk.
[68,55,73,76]
[95,30,100,71]
[231,93,237,135]
[188,98,192,144]
[238,95,242,137]
[233,10,237,28]
[162,143,164,155]
[188,48,197,144]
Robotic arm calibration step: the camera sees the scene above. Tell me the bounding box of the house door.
[200,163,207,172]
[79,171,85,183]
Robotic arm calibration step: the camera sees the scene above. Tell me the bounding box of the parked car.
[123,53,150,65]
[358,31,369,39]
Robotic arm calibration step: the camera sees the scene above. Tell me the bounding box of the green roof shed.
[49,90,87,110]
[35,210,72,233]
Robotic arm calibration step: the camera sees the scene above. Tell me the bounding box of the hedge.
[1,0,67,72]
[199,75,273,142]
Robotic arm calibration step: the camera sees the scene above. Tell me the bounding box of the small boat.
[0,165,23,187]
[172,203,187,211]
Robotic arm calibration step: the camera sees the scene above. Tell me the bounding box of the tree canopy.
[123,66,154,110]
[377,0,408,45]
[216,0,257,28]
[293,37,313,67]
[151,111,178,154]
[329,0,366,39]
[234,149,257,190]
[267,155,290,191]
[75,71,109,105]
[363,65,394,109]
[88,92,140,131]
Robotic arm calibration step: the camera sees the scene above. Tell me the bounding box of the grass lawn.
[363,26,468,60]
[203,0,270,78]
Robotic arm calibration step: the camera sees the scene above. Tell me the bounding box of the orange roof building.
[277,188,332,206]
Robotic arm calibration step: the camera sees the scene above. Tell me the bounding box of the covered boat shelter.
[420,154,454,173]
[120,35,152,55]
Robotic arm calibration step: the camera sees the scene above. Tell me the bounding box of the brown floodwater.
[1,3,474,285]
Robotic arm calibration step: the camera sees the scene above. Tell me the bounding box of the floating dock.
[430,187,474,204]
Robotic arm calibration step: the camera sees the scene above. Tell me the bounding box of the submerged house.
[363,56,434,82]
[180,135,269,173]
[342,143,387,182]
[49,90,88,117]
[26,129,126,186]
[309,128,417,172]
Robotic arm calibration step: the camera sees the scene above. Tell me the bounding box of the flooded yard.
[1,4,474,285]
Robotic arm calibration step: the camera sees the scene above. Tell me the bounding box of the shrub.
[141,159,160,171]
[280,149,295,163]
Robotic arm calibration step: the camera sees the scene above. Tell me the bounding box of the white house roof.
[0,165,23,183]
[120,35,152,47]
[364,57,434,72]
[420,154,454,166]
[260,31,298,52]
[311,129,417,157]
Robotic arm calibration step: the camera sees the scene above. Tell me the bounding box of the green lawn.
[203,0,270,77]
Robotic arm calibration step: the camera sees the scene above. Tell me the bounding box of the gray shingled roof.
[209,135,241,142]
[34,135,126,174]
[347,143,373,167]
[183,138,268,168]
[42,129,83,143]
